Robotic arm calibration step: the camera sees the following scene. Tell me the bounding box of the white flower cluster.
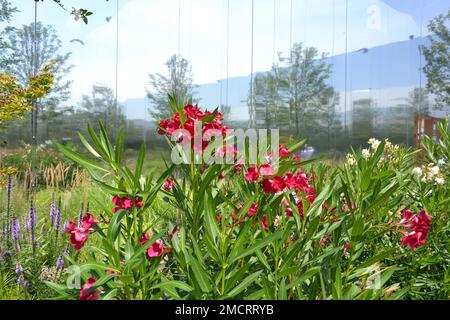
[368,138,381,150]
[346,153,357,166]
[412,161,446,185]
[346,138,400,165]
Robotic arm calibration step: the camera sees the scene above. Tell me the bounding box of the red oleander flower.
[342,242,350,255]
[163,177,174,191]
[81,212,98,230]
[184,104,205,120]
[400,208,431,250]
[321,236,328,247]
[247,203,258,216]
[261,214,269,231]
[296,201,305,219]
[233,163,243,174]
[285,207,293,217]
[292,154,301,162]
[66,213,98,250]
[265,145,290,162]
[157,118,169,135]
[259,163,274,177]
[139,232,150,245]
[147,240,165,259]
[343,200,355,212]
[261,176,286,194]
[66,220,88,250]
[245,166,259,182]
[140,232,165,259]
[279,144,290,157]
[218,171,225,179]
[305,187,317,204]
[112,196,132,213]
[80,277,100,300]
[157,105,228,154]
[134,196,144,208]
[112,195,143,212]
[105,269,119,275]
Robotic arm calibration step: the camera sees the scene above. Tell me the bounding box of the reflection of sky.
[380,0,448,26]
[5,0,449,107]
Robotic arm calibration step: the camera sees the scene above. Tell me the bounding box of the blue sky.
[5,0,449,108]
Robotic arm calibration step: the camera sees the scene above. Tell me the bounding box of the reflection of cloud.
[66,0,420,105]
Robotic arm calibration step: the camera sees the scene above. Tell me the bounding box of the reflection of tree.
[281,44,335,136]
[219,104,231,124]
[80,84,125,140]
[351,98,375,147]
[0,1,16,23]
[422,9,450,109]
[0,22,73,138]
[247,43,339,146]
[408,87,430,116]
[324,92,342,150]
[146,54,197,120]
[249,68,285,129]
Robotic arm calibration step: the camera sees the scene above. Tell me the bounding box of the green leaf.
[230,230,284,263]
[115,127,125,164]
[134,143,146,180]
[224,271,262,298]
[151,280,194,293]
[188,256,212,293]
[78,132,101,158]
[288,139,306,154]
[351,217,365,242]
[102,289,118,300]
[285,267,321,290]
[55,142,108,174]
[44,281,70,296]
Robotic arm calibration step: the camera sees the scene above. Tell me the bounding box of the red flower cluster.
[163,177,174,191]
[342,242,351,256]
[157,104,229,153]
[66,213,98,250]
[265,144,292,162]
[235,202,259,217]
[261,214,269,231]
[244,166,260,182]
[399,209,432,250]
[262,170,316,205]
[112,195,143,213]
[140,232,166,259]
[80,277,100,300]
[244,163,315,202]
[233,163,243,174]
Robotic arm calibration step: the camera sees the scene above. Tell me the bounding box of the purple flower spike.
[11,218,20,240]
[62,219,69,236]
[55,208,62,233]
[49,194,56,226]
[1,251,12,260]
[15,263,23,274]
[56,255,64,269]
[29,202,36,245]
[7,175,12,202]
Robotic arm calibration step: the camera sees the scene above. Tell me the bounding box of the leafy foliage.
[0,63,54,128]
[422,9,450,109]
